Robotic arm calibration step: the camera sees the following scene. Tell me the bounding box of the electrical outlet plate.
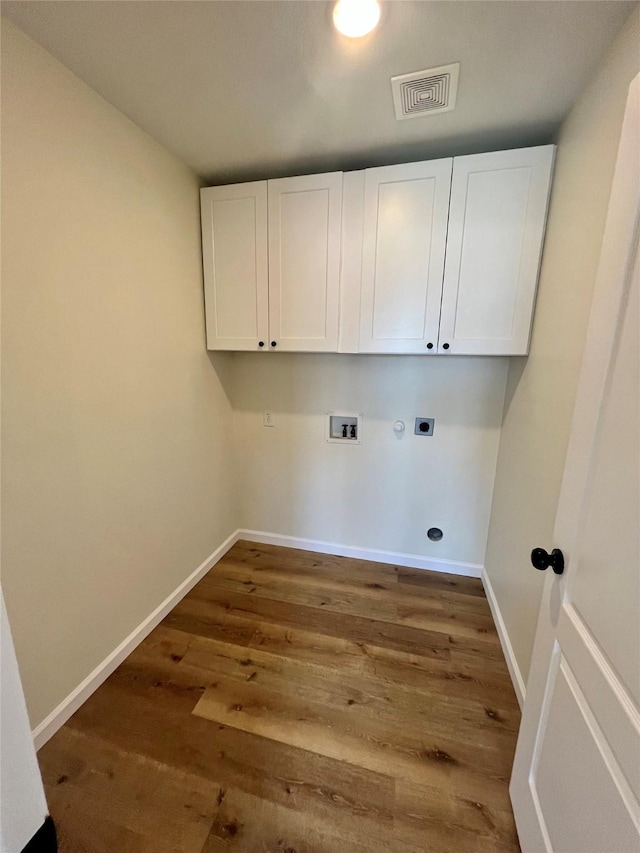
[263,410,275,427]
[414,417,435,436]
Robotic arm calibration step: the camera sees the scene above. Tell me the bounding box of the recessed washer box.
[326,412,362,444]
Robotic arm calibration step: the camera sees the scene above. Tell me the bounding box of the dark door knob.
[271,341,277,348]
[258,341,265,347]
[442,343,450,350]
[531,547,565,575]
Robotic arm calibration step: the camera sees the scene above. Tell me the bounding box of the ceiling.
[3,1,635,183]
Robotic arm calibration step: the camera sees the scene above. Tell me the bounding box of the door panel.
[557,607,640,799]
[569,265,639,700]
[200,182,269,351]
[370,179,438,339]
[439,146,554,355]
[447,167,530,340]
[268,173,342,352]
[533,657,638,853]
[358,159,452,353]
[278,188,330,340]
[510,76,640,853]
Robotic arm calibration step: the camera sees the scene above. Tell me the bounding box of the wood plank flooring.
[38,541,521,852]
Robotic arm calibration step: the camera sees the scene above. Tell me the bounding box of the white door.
[510,76,639,853]
[200,182,269,351]
[267,172,342,352]
[439,146,554,355]
[358,159,452,354]
[1,591,49,852]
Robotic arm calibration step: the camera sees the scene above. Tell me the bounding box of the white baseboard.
[481,567,526,708]
[237,529,483,578]
[32,529,240,750]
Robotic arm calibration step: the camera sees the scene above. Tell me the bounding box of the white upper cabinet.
[268,173,342,352]
[357,159,453,353]
[200,181,268,351]
[201,146,554,355]
[201,173,342,353]
[438,145,555,355]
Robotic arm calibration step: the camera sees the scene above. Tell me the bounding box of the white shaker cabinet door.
[201,182,269,351]
[439,145,555,355]
[358,159,453,354]
[267,172,342,352]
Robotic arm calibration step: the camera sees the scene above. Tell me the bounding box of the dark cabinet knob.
[531,547,565,575]
[442,343,450,350]
[271,341,277,348]
[258,341,265,347]
[427,343,434,350]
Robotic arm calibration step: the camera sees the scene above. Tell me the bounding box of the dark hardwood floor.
[38,541,521,852]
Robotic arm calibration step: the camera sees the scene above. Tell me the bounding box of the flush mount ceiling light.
[333,0,381,38]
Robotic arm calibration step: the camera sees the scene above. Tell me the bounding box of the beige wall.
[484,7,640,688]
[1,20,237,728]
[231,353,508,568]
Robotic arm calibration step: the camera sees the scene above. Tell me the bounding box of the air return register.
[391,63,459,121]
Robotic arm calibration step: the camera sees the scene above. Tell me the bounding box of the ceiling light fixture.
[333,0,381,38]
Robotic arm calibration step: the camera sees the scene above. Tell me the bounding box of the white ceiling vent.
[391,63,459,121]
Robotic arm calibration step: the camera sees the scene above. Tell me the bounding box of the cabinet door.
[268,173,342,352]
[439,146,555,355]
[358,159,452,353]
[200,182,269,351]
